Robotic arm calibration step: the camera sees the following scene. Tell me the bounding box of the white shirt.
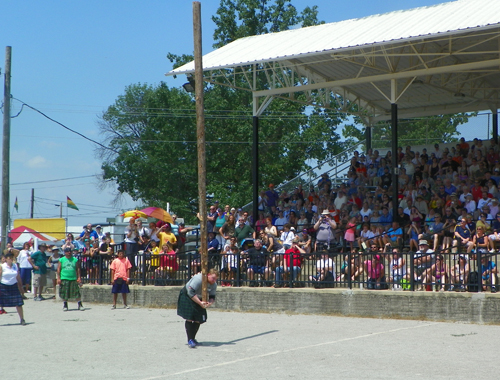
[17,250,33,269]
[1,262,19,285]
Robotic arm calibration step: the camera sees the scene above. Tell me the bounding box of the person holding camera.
[124,218,139,271]
[314,210,337,252]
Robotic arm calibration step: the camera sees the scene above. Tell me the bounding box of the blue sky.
[0,0,485,227]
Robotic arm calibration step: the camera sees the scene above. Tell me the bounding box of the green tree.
[97,1,345,221]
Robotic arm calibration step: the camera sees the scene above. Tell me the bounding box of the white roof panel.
[167,0,500,75]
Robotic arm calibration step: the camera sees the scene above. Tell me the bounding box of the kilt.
[0,283,24,307]
[177,287,207,324]
[59,280,81,301]
[111,280,130,294]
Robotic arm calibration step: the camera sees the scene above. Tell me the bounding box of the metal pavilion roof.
[166,0,500,122]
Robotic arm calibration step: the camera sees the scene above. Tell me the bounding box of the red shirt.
[284,247,303,267]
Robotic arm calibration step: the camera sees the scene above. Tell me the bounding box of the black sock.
[185,321,195,341]
[193,322,200,340]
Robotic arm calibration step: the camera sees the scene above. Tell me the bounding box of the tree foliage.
[342,114,473,150]
[97,1,345,221]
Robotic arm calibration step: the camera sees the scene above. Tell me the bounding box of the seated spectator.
[357,223,375,250]
[244,239,272,287]
[414,240,435,291]
[274,239,305,288]
[280,223,295,250]
[488,213,500,252]
[422,254,448,292]
[383,221,403,248]
[407,221,421,252]
[450,254,469,291]
[363,254,386,290]
[387,246,406,289]
[452,218,474,254]
[427,214,445,252]
[309,250,335,288]
[297,229,312,254]
[480,255,497,293]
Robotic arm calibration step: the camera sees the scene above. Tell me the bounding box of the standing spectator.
[110,250,132,309]
[0,252,26,325]
[157,223,177,251]
[57,247,83,311]
[78,223,98,242]
[177,269,218,348]
[197,205,218,234]
[234,217,255,246]
[95,225,105,243]
[28,243,49,301]
[265,184,280,212]
[314,210,338,251]
[124,218,139,271]
[17,242,32,296]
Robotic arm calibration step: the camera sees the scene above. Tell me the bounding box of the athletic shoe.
[188,339,197,349]
[111,305,116,310]
[38,296,46,301]
[492,287,497,293]
[33,296,40,301]
[78,303,85,311]
[0,309,6,314]
[20,319,26,326]
[63,302,68,312]
[124,305,130,309]
[193,339,202,346]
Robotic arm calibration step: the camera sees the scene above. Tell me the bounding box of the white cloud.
[25,156,49,169]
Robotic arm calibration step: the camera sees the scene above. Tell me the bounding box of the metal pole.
[493,111,498,144]
[193,1,208,302]
[30,188,34,218]
[252,116,259,227]
[391,103,399,219]
[1,46,12,252]
[365,126,372,152]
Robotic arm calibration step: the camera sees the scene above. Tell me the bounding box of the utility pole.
[193,2,208,302]
[1,46,12,252]
[30,188,34,218]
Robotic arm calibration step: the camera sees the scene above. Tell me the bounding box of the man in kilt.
[177,269,218,348]
[57,247,84,311]
[0,252,26,325]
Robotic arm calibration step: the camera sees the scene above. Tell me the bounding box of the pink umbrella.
[140,207,173,223]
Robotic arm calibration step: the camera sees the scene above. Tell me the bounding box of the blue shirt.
[380,213,393,226]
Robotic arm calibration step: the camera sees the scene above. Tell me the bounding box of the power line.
[11,175,96,186]
[11,97,119,154]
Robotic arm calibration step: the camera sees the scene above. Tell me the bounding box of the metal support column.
[390,79,399,219]
[366,126,372,152]
[493,111,498,144]
[391,103,399,219]
[252,116,259,227]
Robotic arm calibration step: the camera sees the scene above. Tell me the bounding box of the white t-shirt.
[17,250,33,269]
[1,262,19,285]
[316,258,335,279]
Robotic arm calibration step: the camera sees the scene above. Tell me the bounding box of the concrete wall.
[81,286,500,324]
